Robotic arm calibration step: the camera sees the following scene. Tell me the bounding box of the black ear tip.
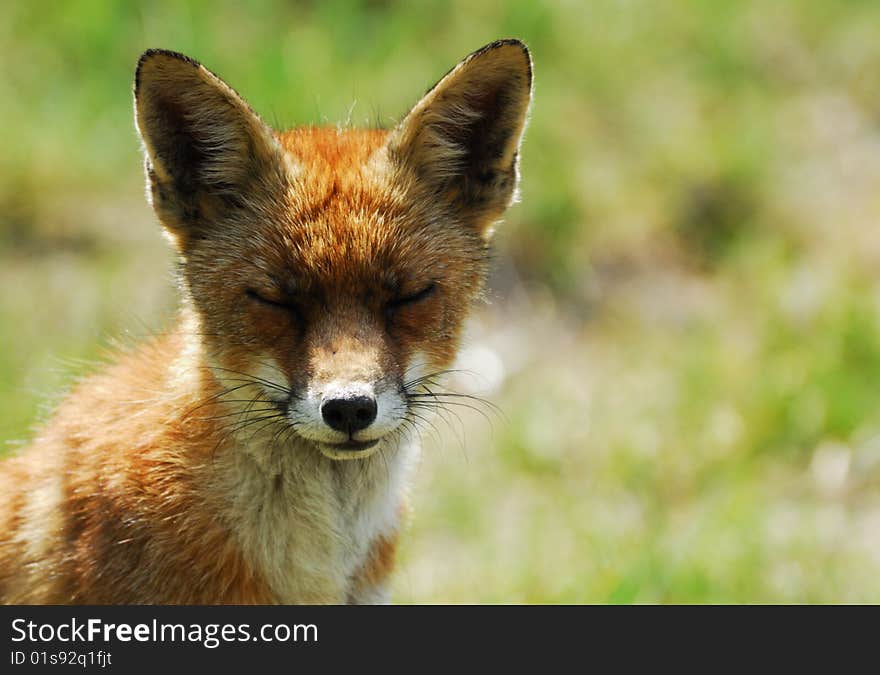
[477,38,530,58]
[473,38,532,86]
[491,38,530,54]
[134,49,202,94]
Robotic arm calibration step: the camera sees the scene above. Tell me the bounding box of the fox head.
[134,40,531,461]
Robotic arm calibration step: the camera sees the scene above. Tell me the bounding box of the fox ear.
[134,49,285,247]
[387,39,532,237]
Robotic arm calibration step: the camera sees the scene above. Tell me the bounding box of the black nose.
[321,396,377,434]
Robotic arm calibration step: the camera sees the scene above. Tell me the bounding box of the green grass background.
[3,0,880,602]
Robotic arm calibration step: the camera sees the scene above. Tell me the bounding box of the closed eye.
[246,288,302,318]
[389,282,436,309]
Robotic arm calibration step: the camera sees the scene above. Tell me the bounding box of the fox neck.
[214,435,415,603]
[170,305,417,603]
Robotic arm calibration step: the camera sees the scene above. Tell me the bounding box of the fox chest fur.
[0,39,531,604]
[216,426,418,604]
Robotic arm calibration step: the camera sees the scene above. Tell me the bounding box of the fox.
[0,39,532,604]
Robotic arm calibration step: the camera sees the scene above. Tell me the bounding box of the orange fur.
[0,40,532,604]
[347,534,400,604]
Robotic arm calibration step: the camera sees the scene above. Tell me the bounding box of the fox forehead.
[239,127,486,292]
[279,126,388,175]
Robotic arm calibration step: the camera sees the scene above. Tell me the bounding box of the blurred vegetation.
[3,0,880,602]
